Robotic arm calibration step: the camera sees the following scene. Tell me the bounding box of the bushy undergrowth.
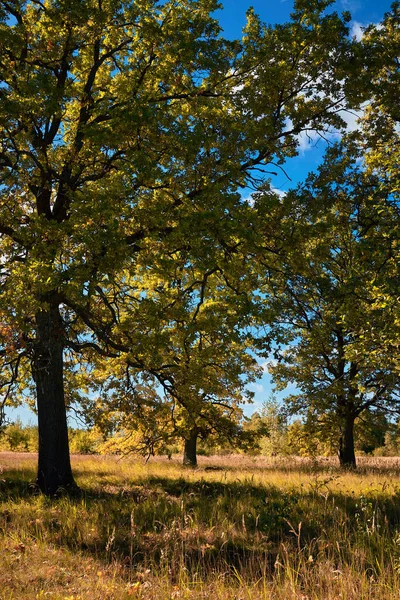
[0,422,104,455]
[3,418,400,459]
[1,454,400,599]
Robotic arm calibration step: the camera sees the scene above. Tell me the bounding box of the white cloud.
[250,383,264,393]
[271,186,287,199]
[296,129,321,153]
[285,116,330,155]
[259,354,278,373]
[242,186,286,206]
[350,21,364,41]
[350,20,383,41]
[241,194,254,206]
[340,107,363,131]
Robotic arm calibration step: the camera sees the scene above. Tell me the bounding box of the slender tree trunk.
[338,414,356,469]
[183,427,198,467]
[33,302,76,495]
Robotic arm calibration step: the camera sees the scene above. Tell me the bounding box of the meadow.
[1,453,400,599]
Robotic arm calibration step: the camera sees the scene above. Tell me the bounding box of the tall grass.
[1,453,400,599]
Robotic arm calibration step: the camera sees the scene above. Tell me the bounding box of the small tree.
[259,396,290,456]
[85,286,260,467]
[5,419,29,451]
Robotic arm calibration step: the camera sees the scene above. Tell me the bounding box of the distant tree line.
[5,397,400,460]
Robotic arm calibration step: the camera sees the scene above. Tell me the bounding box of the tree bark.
[183,427,198,467]
[33,302,76,495]
[338,414,356,469]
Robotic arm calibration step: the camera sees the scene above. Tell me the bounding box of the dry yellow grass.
[1,452,400,599]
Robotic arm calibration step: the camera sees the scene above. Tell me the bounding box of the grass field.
[1,453,400,599]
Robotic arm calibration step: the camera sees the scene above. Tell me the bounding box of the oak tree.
[258,144,400,467]
[81,263,260,466]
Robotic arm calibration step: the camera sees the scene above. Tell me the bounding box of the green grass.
[2,453,400,599]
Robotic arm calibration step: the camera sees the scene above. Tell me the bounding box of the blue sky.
[6,0,394,426]
[217,0,392,38]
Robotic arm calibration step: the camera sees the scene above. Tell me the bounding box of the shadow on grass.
[2,465,400,581]
[0,467,37,496]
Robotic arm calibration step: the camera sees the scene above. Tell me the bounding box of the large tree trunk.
[183,427,198,467]
[33,302,76,495]
[338,414,356,469]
